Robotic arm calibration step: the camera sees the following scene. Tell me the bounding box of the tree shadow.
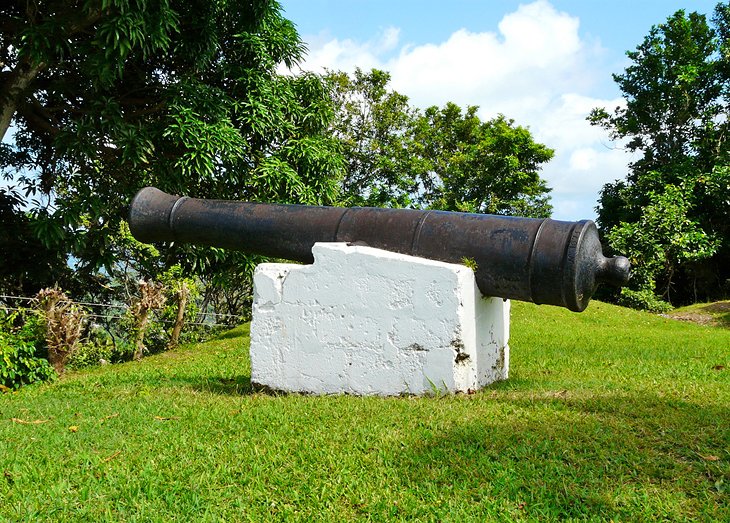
[77,368,256,396]
[189,375,253,395]
[701,301,730,328]
[388,392,729,520]
[212,328,250,341]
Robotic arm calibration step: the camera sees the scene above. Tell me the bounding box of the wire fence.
[0,294,245,328]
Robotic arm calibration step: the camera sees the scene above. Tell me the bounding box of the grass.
[1,301,728,522]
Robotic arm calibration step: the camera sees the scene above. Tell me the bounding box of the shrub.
[66,325,135,369]
[131,280,166,360]
[0,310,55,389]
[35,288,85,374]
[616,287,673,314]
[158,266,203,349]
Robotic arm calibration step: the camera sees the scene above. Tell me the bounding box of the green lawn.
[1,301,728,521]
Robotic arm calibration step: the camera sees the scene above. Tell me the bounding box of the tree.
[329,69,553,216]
[327,68,423,208]
[0,187,71,297]
[1,0,343,301]
[589,4,730,305]
[415,103,553,216]
[606,182,718,311]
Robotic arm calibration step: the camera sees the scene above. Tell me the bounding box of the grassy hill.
[1,301,728,521]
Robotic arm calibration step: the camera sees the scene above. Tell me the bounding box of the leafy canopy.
[589,3,730,306]
[1,0,344,293]
[607,181,718,308]
[329,68,553,217]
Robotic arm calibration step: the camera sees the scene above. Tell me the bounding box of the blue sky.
[280,0,719,220]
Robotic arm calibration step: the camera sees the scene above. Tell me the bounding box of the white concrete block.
[250,242,509,396]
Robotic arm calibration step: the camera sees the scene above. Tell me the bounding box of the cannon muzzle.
[128,187,630,312]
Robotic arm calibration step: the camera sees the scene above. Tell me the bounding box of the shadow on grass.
[702,301,730,328]
[212,328,250,341]
[390,393,729,520]
[190,375,253,395]
[76,369,256,396]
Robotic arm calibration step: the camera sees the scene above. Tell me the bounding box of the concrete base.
[250,243,509,396]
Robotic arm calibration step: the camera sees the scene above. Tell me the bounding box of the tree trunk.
[0,61,46,141]
[0,101,16,143]
[168,282,189,349]
[133,307,150,361]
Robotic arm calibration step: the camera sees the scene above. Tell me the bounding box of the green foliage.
[0,333,56,390]
[607,182,719,308]
[160,264,199,306]
[0,311,55,389]
[615,287,674,314]
[66,325,135,369]
[589,9,721,173]
[0,188,71,297]
[142,265,204,352]
[1,0,344,297]
[590,3,730,304]
[416,104,553,216]
[329,69,553,216]
[460,257,479,272]
[66,340,113,370]
[328,68,422,208]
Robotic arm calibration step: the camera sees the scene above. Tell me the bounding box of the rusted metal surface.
[128,187,630,312]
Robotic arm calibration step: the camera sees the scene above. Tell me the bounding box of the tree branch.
[16,95,61,138]
[0,59,46,140]
[67,9,105,35]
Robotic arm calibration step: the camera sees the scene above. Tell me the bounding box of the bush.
[0,311,56,389]
[617,287,673,314]
[66,325,136,369]
[35,288,85,373]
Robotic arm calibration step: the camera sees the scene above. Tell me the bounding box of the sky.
[280,0,720,220]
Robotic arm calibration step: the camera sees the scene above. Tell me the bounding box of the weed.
[460,256,478,272]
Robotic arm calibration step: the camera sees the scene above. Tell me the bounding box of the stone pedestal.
[250,243,509,396]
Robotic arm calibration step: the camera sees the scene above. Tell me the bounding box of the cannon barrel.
[128,187,630,312]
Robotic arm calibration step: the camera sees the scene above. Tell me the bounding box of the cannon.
[128,187,630,312]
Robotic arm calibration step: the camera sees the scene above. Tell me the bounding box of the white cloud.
[295,0,632,220]
[569,148,600,171]
[545,144,635,218]
[296,27,400,74]
[498,0,581,66]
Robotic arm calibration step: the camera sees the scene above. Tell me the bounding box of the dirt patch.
[665,312,718,326]
[664,301,730,328]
